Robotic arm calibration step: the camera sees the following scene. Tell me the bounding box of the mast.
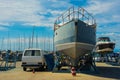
[31,26,35,48]
[36,33,38,48]
[18,34,20,51]
[1,37,4,50]
[10,39,11,50]
[7,32,10,50]
[29,36,31,48]
[48,32,50,53]
[13,39,16,51]
[20,35,22,51]
[43,35,46,51]
[23,33,26,50]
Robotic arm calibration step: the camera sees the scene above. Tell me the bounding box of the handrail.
[54,6,96,29]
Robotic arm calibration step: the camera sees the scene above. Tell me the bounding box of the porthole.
[56,32,57,35]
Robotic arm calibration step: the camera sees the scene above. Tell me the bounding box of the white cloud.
[85,0,118,15]
[22,16,56,28]
[85,0,120,25]
[95,14,120,24]
[0,0,48,27]
[0,0,40,20]
[99,32,115,36]
[0,22,12,26]
[97,24,120,33]
[0,0,119,28]
[0,0,72,28]
[0,26,8,30]
[112,15,120,23]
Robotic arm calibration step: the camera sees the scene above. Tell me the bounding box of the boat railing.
[54,6,96,30]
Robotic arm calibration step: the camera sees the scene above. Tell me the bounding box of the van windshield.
[24,50,41,56]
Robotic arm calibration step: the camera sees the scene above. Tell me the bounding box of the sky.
[0,0,120,52]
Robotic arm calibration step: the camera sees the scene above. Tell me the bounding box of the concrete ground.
[0,62,120,80]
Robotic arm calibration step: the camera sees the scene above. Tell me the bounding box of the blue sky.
[0,0,120,52]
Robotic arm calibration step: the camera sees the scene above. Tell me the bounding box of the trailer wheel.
[23,67,26,71]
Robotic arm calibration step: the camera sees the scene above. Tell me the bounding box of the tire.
[39,66,44,71]
[58,65,61,70]
[23,67,26,71]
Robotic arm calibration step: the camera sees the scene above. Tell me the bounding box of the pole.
[32,26,35,48]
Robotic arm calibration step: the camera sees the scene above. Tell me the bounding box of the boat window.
[99,45,113,49]
[56,32,57,35]
[98,37,110,42]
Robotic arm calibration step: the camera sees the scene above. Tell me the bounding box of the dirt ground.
[0,62,120,80]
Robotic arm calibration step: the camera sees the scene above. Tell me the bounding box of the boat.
[95,37,115,53]
[54,7,96,66]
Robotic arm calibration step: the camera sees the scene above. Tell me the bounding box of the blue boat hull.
[54,19,96,59]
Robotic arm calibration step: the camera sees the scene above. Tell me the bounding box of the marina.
[0,0,120,80]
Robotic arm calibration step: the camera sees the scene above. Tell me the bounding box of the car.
[21,48,47,71]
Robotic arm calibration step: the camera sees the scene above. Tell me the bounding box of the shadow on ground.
[86,66,120,79]
[106,62,120,66]
[22,65,120,79]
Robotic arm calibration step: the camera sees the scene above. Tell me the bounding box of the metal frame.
[54,6,96,30]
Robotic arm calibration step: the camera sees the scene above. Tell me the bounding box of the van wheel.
[39,66,44,71]
[23,67,26,71]
[58,65,61,70]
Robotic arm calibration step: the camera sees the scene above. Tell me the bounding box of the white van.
[21,48,47,71]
